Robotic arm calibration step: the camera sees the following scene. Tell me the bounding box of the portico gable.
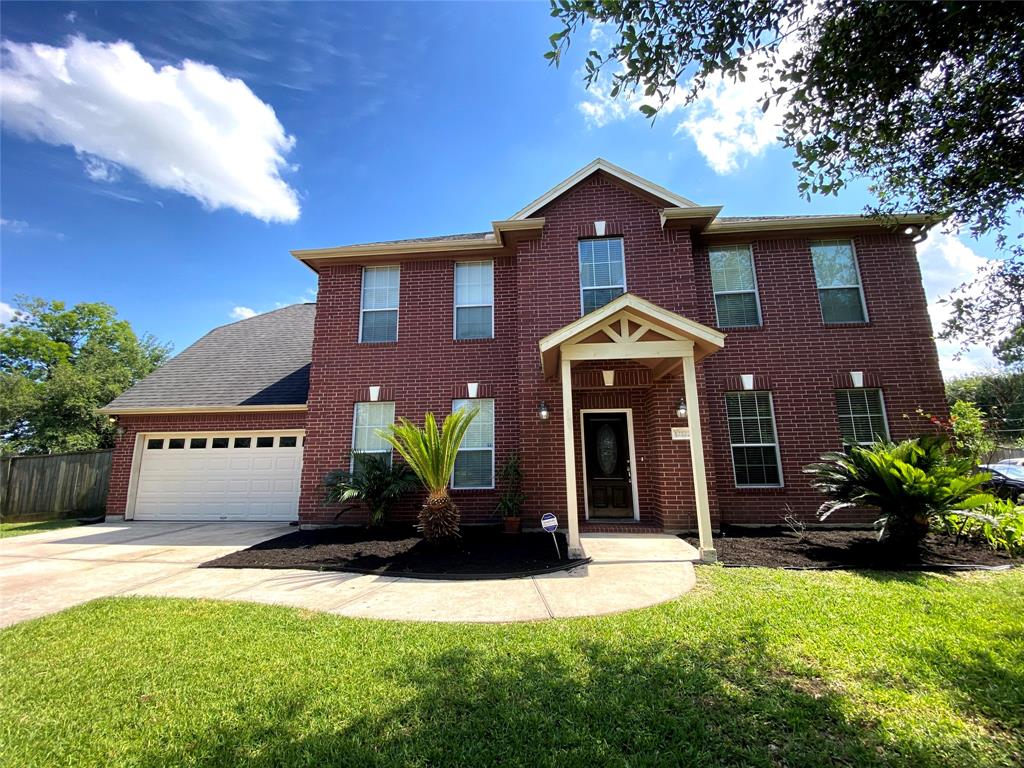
[538,294,725,562]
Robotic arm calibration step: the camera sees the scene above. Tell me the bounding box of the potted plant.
[323,453,417,527]
[496,452,526,534]
[378,408,477,541]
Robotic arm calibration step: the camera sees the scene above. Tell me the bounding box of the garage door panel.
[134,433,301,522]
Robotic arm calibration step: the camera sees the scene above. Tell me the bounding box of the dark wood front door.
[583,412,634,519]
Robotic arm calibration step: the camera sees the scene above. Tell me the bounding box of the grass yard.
[1,569,1021,768]
[0,519,79,539]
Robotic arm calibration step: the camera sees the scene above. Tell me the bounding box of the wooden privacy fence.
[0,450,112,521]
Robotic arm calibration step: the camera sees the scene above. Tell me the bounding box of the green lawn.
[0,519,79,538]
[1,569,1021,768]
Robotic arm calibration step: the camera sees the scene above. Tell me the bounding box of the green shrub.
[946,498,1024,555]
[804,435,993,548]
[949,399,998,463]
[323,453,418,526]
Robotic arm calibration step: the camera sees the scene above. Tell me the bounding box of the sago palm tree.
[804,435,992,549]
[378,408,478,541]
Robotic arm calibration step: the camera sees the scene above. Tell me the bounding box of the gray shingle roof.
[104,303,315,410]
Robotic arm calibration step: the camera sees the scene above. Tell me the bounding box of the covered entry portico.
[539,294,725,562]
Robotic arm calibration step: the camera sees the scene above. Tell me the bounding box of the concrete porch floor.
[0,523,698,626]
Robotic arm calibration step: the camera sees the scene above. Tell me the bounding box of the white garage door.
[133,433,303,521]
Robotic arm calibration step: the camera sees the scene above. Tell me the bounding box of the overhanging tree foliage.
[0,297,170,454]
[547,0,1024,361]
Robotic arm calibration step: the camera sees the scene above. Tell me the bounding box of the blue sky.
[0,1,1006,377]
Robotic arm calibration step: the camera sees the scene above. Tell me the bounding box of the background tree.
[946,368,1024,447]
[547,0,1024,360]
[0,297,170,454]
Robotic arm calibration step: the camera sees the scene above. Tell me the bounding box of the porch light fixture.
[538,401,550,420]
[676,398,687,419]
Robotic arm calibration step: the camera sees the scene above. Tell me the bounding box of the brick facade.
[108,170,947,531]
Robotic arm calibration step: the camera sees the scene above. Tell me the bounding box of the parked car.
[980,463,1024,502]
[995,457,1024,467]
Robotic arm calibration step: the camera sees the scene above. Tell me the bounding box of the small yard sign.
[540,513,562,560]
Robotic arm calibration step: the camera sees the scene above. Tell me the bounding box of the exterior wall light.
[539,401,550,420]
[676,398,687,419]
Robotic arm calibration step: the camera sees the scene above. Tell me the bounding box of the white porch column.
[561,357,583,557]
[682,354,716,562]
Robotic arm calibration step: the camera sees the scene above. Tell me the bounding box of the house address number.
[671,427,691,441]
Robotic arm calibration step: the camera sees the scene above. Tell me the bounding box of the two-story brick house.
[102,159,947,560]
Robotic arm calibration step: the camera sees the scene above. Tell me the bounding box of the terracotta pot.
[503,516,521,534]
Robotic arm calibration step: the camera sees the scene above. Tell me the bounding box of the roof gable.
[509,158,698,220]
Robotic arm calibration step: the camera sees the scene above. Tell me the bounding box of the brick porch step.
[580,521,664,534]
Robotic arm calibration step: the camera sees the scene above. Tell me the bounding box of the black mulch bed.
[201,525,589,580]
[684,527,1023,570]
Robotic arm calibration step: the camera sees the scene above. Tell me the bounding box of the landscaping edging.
[713,562,1019,572]
[204,557,592,581]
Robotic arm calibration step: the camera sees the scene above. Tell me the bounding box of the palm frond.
[377,408,478,494]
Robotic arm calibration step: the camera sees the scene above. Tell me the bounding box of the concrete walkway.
[0,523,698,626]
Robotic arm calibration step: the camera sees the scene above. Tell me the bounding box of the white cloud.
[576,16,801,174]
[80,154,120,183]
[0,218,28,233]
[65,11,77,23]
[230,306,258,320]
[0,217,65,240]
[915,230,998,378]
[0,301,15,325]
[0,36,300,223]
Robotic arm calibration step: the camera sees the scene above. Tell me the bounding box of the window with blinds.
[454,261,494,339]
[359,266,400,342]
[835,389,889,445]
[351,401,395,470]
[710,244,761,327]
[725,391,783,486]
[579,238,625,315]
[451,398,495,488]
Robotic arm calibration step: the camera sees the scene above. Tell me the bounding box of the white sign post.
[541,513,561,559]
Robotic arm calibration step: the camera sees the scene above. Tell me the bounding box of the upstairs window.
[579,238,625,315]
[451,398,495,489]
[454,261,494,340]
[360,266,400,343]
[352,401,395,470]
[725,391,783,487]
[811,240,867,324]
[710,245,761,327]
[835,389,889,446]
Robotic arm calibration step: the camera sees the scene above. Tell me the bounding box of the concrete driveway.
[0,523,698,627]
[0,522,291,627]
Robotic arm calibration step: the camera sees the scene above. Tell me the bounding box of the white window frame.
[725,391,784,488]
[709,244,762,328]
[835,388,890,446]
[359,265,400,343]
[350,401,395,471]
[810,239,869,325]
[451,397,495,490]
[579,237,626,317]
[453,260,495,340]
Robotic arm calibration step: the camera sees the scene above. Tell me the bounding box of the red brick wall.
[298,254,520,525]
[106,411,307,516]
[107,171,947,531]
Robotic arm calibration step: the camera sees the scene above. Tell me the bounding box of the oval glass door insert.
[596,423,618,475]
